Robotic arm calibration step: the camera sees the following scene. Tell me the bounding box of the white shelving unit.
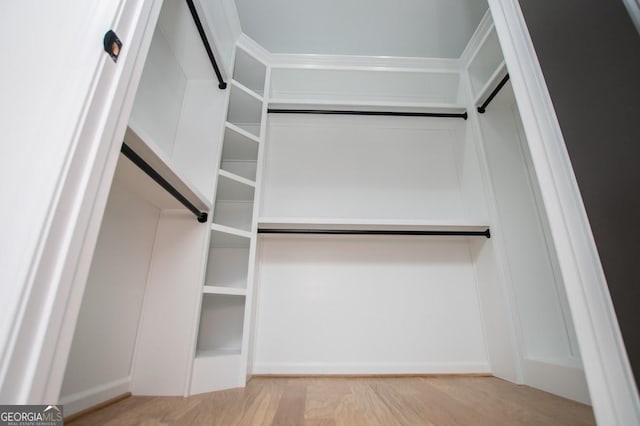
[191,44,268,394]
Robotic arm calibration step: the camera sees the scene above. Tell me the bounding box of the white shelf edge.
[211,223,253,239]
[225,121,261,144]
[195,348,242,359]
[473,61,508,107]
[123,125,213,212]
[268,99,467,114]
[258,217,490,232]
[231,79,264,103]
[218,169,256,188]
[202,285,247,296]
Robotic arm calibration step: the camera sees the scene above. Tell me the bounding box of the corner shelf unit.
[191,44,268,394]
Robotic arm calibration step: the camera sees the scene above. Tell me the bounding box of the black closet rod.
[268,109,468,120]
[477,74,510,114]
[185,0,227,90]
[121,143,208,223]
[258,228,491,238]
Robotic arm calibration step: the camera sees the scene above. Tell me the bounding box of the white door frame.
[0,0,161,404]
[488,0,640,424]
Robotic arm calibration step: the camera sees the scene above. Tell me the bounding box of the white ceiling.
[233,0,488,58]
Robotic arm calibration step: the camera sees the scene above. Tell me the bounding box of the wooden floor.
[67,376,596,426]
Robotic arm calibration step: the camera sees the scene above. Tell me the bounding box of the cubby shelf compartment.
[195,293,246,358]
[232,47,267,97]
[205,226,251,289]
[220,123,259,181]
[213,171,256,232]
[216,170,256,201]
[228,81,263,138]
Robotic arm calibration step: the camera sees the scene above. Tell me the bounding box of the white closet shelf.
[231,79,263,103]
[258,217,490,233]
[225,122,261,144]
[268,99,467,115]
[121,126,212,212]
[195,348,242,359]
[218,169,256,187]
[203,286,247,296]
[211,223,253,240]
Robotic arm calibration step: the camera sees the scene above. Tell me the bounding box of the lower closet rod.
[258,229,491,238]
[120,143,208,223]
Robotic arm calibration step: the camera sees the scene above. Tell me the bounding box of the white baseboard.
[523,359,590,405]
[253,362,491,375]
[59,376,130,416]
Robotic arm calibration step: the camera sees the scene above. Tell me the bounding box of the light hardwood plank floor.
[66,377,596,425]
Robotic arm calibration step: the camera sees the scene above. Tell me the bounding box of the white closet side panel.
[129,28,187,156]
[59,179,160,415]
[131,211,209,396]
[253,235,489,374]
[479,83,588,403]
[260,115,466,222]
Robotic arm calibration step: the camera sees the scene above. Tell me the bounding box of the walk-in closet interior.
[59,0,592,416]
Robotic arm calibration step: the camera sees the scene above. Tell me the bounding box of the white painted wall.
[254,235,489,374]
[260,115,473,222]
[129,27,187,157]
[60,171,160,414]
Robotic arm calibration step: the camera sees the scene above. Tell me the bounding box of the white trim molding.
[253,362,491,376]
[487,0,640,424]
[59,376,131,416]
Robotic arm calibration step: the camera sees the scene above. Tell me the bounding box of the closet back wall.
[254,235,489,374]
[260,115,475,221]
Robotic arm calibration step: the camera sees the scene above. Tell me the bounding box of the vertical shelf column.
[191,44,268,394]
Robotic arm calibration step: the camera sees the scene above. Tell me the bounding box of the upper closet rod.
[121,143,208,223]
[258,228,491,238]
[268,109,468,120]
[185,0,227,90]
[477,74,510,113]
